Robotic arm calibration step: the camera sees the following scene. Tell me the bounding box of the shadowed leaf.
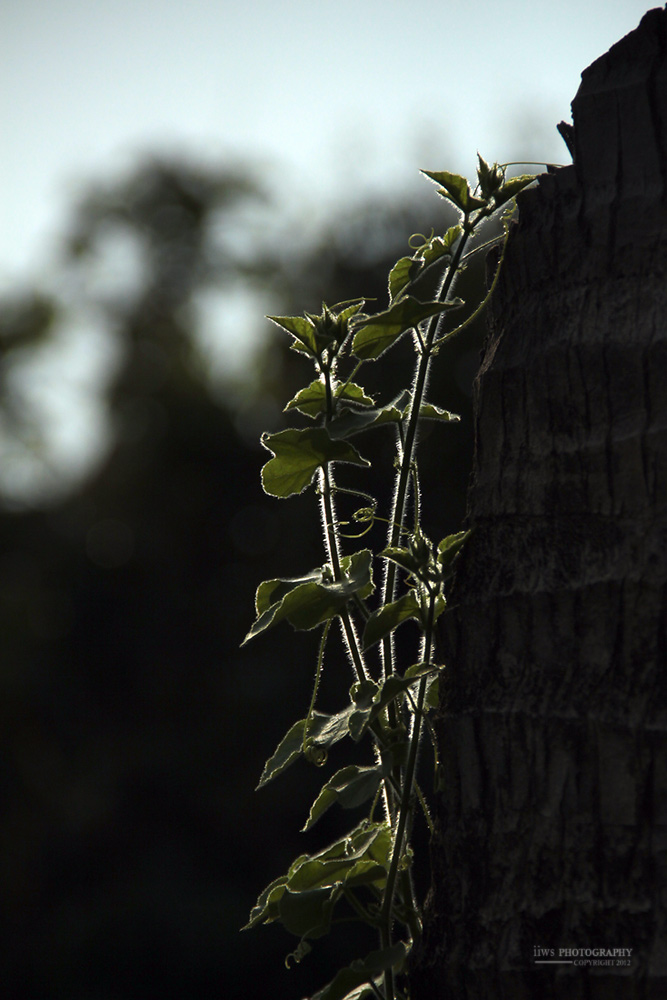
[308,943,408,1000]
[362,592,420,651]
[303,764,383,831]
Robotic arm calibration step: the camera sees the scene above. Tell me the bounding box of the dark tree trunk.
[412,9,667,999]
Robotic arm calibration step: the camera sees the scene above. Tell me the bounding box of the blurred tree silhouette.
[0,153,488,999]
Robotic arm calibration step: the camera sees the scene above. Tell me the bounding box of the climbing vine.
[242,157,536,1000]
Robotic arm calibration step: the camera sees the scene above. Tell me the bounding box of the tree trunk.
[412,9,667,999]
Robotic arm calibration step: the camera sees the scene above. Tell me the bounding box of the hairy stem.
[319,362,369,683]
[380,223,472,678]
[304,620,331,744]
[319,464,368,683]
[380,588,436,998]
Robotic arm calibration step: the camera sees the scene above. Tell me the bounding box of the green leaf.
[288,855,387,895]
[246,568,323,642]
[287,823,391,895]
[244,550,373,643]
[244,880,343,940]
[388,255,421,302]
[268,313,318,358]
[405,661,443,711]
[377,545,422,577]
[425,674,440,710]
[303,764,383,831]
[388,227,462,304]
[256,717,312,788]
[437,529,470,577]
[244,823,391,936]
[421,169,487,214]
[362,592,420,651]
[403,660,437,681]
[306,704,359,754]
[347,679,379,741]
[278,884,342,938]
[432,593,447,623]
[269,302,366,361]
[336,299,366,320]
[243,873,288,929]
[493,173,536,208]
[375,669,429,715]
[243,571,328,643]
[301,820,392,871]
[255,575,304,618]
[283,379,328,418]
[277,580,351,631]
[352,296,463,361]
[261,427,370,498]
[326,402,403,440]
[417,226,462,268]
[339,549,375,601]
[284,380,375,419]
[312,983,375,1000]
[328,389,437,443]
[308,944,408,1000]
[417,402,460,423]
[348,665,441,740]
[256,702,366,789]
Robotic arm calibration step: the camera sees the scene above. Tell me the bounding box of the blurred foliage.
[0,153,489,999]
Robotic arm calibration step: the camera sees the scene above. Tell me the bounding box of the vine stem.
[303,620,331,746]
[319,463,369,683]
[380,587,437,1000]
[321,218,493,998]
[377,220,481,1000]
[319,360,369,683]
[380,221,473,678]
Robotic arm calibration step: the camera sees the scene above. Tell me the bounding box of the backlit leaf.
[296,820,391,870]
[256,707,359,790]
[257,716,316,789]
[348,664,441,740]
[377,545,421,577]
[437,529,470,577]
[261,427,369,498]
[288,854,385,894]
[421,169,487,214]
[268,313,318,357]
[245,568,323,642]
[417,226,462,267]
[417,402,460,423]
[362,592,420,651]
[244,551,373,643]
[339,549,375,601]
[303,764,383,831]
[326,403,403,440]
[493,173,536,208]
[388,255,421,302]
[284,380,375,419]
[244,823,389,930]
[278,885,342,938]
[308,944,408,1000]
[352,296,463,361]
[242,874,288,929]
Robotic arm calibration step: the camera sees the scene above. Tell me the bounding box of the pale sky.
[1,0,655,286]
[0,0,656,502]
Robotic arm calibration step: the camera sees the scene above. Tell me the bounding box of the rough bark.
[412,8,667,999]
